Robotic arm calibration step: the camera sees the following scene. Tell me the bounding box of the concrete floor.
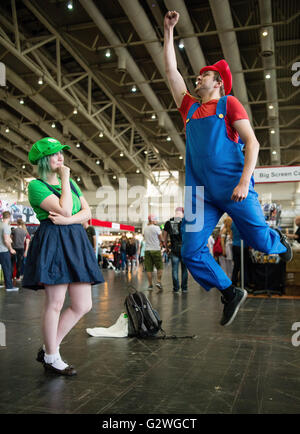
[0,263,300,414]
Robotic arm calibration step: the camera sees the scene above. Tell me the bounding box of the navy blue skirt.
[22,219,105,290]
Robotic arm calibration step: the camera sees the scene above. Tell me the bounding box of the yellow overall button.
[186,118,190,123]
[219,114,224,119]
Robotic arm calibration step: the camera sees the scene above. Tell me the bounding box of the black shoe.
[275,228,293,262]
[43,363,77,376]
[36,347,45,363]
[220,288,248,326]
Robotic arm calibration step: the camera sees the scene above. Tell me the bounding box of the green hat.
[28,137,70,164]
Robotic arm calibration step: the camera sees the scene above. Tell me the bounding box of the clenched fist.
[164,10,180,30]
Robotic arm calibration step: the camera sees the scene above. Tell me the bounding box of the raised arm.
[164,11,187,108]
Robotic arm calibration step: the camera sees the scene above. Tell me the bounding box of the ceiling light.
[272,150,277,155]
[67,1,73,11]
[151,114,156,120]
[38,77,43,85]
[131,85,137,93]
[19,98,24,104]
[270,129,275,134]
[265,73,271,79]
[268,104,274,109]
[96,160,100,165]
[77,177,81,182]
[262,30,268,37]
[113,175,117,179]
[136,169,140,173]
[179,155,183,160]
[22,165,26,169]
[73,107,78,114]
[51,122,56,128]
[144,150,148,154]
[166,136,171,141]
[120,152,124,157]
[76,142,80,148]
[178,39,184,49]
[99,131,104,137]
[105,49,111,58]
[5,126,9,133]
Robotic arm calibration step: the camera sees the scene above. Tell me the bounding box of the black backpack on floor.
[124,286,196,340]
[125,290,165,338]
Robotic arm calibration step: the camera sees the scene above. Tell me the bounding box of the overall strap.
[37,179,80,199]
[216,95,228,118]
[186,102,201,124]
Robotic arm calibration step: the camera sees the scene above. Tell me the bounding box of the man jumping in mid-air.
[163,10,292,326]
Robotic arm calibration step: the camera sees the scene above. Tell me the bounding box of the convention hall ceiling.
[0,0,299,192]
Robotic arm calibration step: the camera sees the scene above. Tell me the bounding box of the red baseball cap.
[199,60,232,95]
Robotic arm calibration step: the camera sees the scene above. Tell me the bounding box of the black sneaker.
[220,288,248,326]
[275,228,293,262]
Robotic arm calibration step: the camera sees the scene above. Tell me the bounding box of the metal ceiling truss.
[22,0,172,185]
[0,0,167,190]
[0,0,298,178]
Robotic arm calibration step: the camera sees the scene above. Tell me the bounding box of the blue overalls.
[181,95,286,291]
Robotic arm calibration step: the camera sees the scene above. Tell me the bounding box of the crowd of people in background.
[1,210,300,294]
[0,212,33,291]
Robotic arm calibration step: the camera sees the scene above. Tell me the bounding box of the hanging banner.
[254,166,300,183]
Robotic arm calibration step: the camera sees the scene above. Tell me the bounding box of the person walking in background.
[22,137,104,376]
[132,235,140,268]
[120,235,128,271]
[82,221,96,253]
[11,218,27,282]
[20,221,31,278]
[112,238,121,271]
[163,207,188,293]
[140,238,145,271]
[219,216,234,279]
[0,211,18,292]
[231,221,250,288]
[144,215,164,292]
[126,237,137,273]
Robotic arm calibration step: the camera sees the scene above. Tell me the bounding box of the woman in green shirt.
[22,137,104,376]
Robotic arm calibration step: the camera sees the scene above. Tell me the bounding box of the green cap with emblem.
[28,137,70,164]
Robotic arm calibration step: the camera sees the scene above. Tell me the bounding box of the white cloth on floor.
[86,313,128,338]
